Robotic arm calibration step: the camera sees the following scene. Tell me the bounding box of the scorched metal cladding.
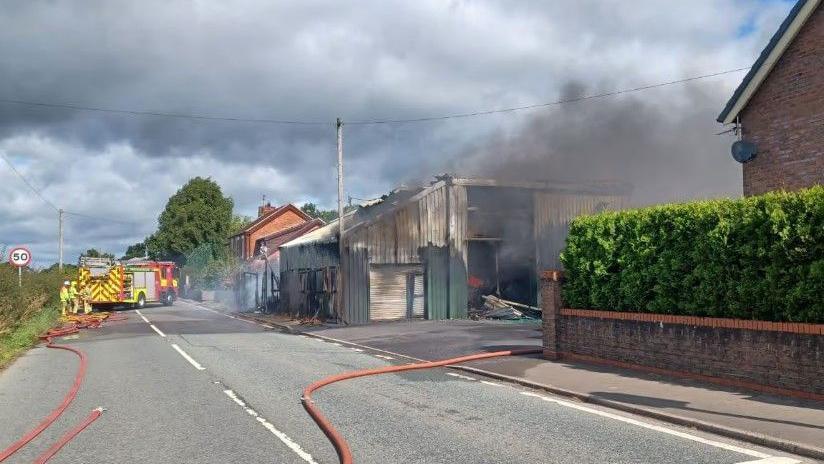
[279,175,629,324]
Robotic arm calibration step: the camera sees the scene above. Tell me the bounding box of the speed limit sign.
[8,247,32,267]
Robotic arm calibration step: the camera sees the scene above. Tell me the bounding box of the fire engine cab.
[78,257,179,310]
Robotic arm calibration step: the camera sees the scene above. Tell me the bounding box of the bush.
[560,186,824,323]
[0,265,74,336]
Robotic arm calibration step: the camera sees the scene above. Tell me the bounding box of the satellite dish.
[731,140,757,163]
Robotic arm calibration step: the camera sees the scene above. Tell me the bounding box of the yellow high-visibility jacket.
[60,287,71,302]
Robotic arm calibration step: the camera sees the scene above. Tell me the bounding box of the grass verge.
[0,306,60,370]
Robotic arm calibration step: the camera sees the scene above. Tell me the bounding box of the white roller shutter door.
[369,264,424,320]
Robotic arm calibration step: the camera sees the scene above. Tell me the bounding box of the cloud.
[0,0,794,265]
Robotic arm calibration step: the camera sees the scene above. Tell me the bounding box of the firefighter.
[80,284,92,314]
[68,281,79,314]
[59,281,71,316]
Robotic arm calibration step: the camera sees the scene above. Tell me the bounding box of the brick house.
[717,0,823,196]
[229,203,313,260]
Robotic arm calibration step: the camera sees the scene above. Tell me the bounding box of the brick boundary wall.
[541,271,824,400]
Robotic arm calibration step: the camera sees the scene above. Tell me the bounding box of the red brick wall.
[246,209,306,258]
[739,3,824,196]
[540,274,824,398]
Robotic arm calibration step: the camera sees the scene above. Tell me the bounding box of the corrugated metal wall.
[447,185,468,318]
[280,184,625,324]
[342,229,369,324]
[533,192,626,271]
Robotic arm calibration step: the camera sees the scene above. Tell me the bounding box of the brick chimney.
[258,202,277,218]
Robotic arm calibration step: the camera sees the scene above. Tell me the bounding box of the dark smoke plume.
[450,81,742,206]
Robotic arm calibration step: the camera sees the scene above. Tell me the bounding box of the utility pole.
[336,117,345,322]
[58,208,64,271]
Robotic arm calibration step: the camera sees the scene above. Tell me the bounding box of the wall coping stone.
[560,308,824,335]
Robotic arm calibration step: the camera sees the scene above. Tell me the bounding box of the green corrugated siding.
[424,247,448,320]
[448,254,468,319]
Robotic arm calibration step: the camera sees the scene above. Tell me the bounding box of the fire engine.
[77,256,178,310]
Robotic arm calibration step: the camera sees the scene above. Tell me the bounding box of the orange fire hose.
[301,347,542,464]
[0,312,122,463]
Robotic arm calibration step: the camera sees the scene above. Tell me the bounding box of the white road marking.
[446,372,476,381]
[374,354,394,360]
[171,343,205,371]
[734,458,800,464]
[135,309,150,323]
[480,380,504,387]
[222,389,318,464]
[734,457,800,464]
[350,348,364,352]
[329,342,341,346]
[519,392,771,459]
[149,324,166,337]
[184,302,264,326]
[261,324,275,329]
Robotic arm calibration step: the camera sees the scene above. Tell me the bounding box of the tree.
[121,242,147,260]
[300,202,355,223]
[150,177,233,265]
[83,248,115,259]
[229,214,252,236]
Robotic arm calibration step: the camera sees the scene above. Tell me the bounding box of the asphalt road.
[0,300,807,463]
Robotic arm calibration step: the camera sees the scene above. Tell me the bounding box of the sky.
[0,0,796,267]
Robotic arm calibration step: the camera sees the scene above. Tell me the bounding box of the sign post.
[8,247,32,288]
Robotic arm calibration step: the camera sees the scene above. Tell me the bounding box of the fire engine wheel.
[162,292,174,306]
[136,293,146,309]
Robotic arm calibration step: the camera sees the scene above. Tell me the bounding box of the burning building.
[279,175,628,324]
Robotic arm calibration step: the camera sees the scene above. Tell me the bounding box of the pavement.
[0,300,812,463]
[250,314,824,461]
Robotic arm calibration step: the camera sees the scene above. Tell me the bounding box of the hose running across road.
[301,347,542,464]
[0,313,123,463]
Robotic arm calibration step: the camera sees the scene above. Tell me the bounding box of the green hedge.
[560,186,824,323]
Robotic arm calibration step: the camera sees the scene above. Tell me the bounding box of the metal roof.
[717,0,820,123]
[280,175,630,249]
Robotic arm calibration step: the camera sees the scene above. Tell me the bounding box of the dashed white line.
[171,343,206,371]
[149,324,166,337]
[222,389,318,464]
[328,342,342,346]
[446,372,477,381]
[519,391,773,459]
[374,354,394,360]
[480,380,504,387]
[261,324,275,329]
[350,348,364,352]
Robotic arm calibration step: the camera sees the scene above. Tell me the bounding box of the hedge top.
[560,186,823,323]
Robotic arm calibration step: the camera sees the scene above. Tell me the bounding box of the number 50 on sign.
[8,246,32,287]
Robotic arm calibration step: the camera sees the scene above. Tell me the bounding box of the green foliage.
[0,264,74,337]
[560,186,824,323]
[83,248,115,259]
[300,202,336,223]
[229,214,252,236]
[182,243,239,290]
[0,306,59,369]
[149,177,234,265]
[121,241,147,260]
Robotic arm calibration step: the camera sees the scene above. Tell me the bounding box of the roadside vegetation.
[562,186,823,322]
[0,264,74,368]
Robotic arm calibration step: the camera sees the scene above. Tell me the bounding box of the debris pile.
[470,295,541,320]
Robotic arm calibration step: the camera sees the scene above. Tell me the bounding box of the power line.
[0,152,59,211]
[0,66,750,127]
[63,210,140,225]
[346,67,752,125]
[0,98,332,126]
[1,152,139,224]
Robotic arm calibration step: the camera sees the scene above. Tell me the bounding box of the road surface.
[0,300,806,463]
